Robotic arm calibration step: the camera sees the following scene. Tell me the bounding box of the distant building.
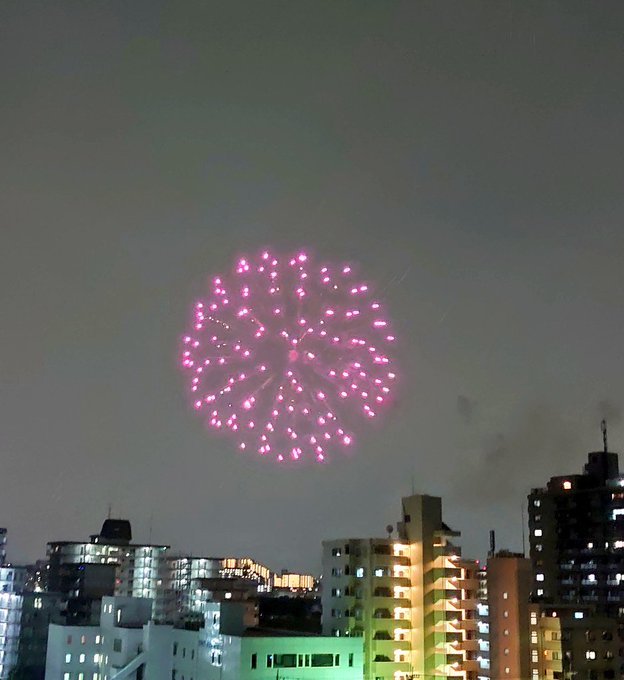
[528,428,624,616]
[322,493,482,680]
[524,423,624,679]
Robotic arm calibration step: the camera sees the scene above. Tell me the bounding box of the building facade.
[322,493,481,680]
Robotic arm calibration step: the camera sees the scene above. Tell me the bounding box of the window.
[273,654,296,668]
[79,654,85,663]
[311,654,334,667]
[348,653,354,667]
[563,481,572,490]
[64,675,70,680]
[356,567,364,578]
[67,635,73,645]
[532,650,539,662]
[531,631,538,643]
[534,500,541,507]
[93,654,100,663]
[95,635,101,644]
[574,611,584,619]
[81,635,86,645]
[331,548,342,556]
[503,610,509,618]
[536,589,544,596]
[531,612,538,625]
[251,653,257,669]
[173,642,178,656]
[113,639,122,652]
[534,529,543,537]
[65,654,72,663]
[503,592,508,599]
[586,650,597,660]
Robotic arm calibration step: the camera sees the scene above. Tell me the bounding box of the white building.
[0,542,27,679]
[45,595,362,680]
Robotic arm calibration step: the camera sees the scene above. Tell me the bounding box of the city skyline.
[2,1,624,572]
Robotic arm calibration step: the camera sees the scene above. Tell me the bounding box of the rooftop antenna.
[489,529,496,558]
[107,503,112,520]
[602,419,608,453]
[521,503,526,557]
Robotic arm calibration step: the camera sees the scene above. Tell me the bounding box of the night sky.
[2,1,624,573]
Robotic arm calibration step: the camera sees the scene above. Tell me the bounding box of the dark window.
[113,638,122,652]
[349,653,354,667]
[274,654,297,668]
[173,642,178,656]
[311,654,334,667]
[251,653,257,669]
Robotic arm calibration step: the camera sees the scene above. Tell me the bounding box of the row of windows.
[255,653,353,669]
[172,642,195,660]
[65,654,101,664]
[62,674,100,680]
[66,634,102,645]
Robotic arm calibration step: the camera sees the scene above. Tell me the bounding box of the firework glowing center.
[181,250,397,462]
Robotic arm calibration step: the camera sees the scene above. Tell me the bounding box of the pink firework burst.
[180,250,397,462]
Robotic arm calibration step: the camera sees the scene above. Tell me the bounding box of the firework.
[181,250,396,462]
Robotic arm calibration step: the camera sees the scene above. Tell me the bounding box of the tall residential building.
[486,551,532,680]
[528,430,624,617]
[47,518,170,623]
[524,425,624,679]
[322,493,481,680]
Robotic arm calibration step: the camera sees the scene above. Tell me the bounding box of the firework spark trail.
[181,250,397,462]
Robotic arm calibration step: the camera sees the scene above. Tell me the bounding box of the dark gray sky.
[2,1,624,573]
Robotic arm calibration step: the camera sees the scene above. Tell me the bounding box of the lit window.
[536,589,544,596]
[587,574,596,582]
[356,568,364,578]
[536,574,544,582]
[503,610,509,618]
[93,654,100,663]
[563,481,572,490]
[374,568,384,577]
[505,668,510,675]
[534,529,543,537]
[504,629,509,636]
[504,648,509,655]
[64,675,70,680]
[95,635,101,644]
[574,611,584,619]
[533,500,541,507]
[65,654,72,664]
[225,592,232,599]
[532,650,538,662]
[531,631,538,643]
[79,654,86,663]
[586,650,596,660]
[81,635,86,645]
[503,592,508,599]
[530,612,538,625]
